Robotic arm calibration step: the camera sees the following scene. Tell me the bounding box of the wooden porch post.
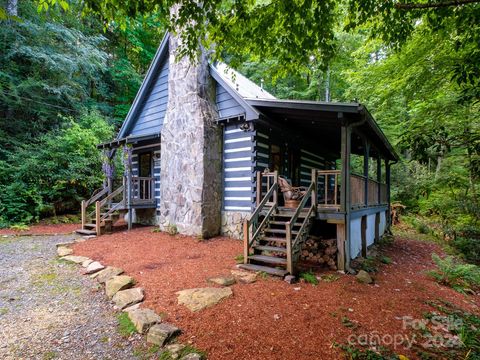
[81,200,86,230]
[127,169,133,230]
[386,160,391,227]
[377,157,382,204]
[363,141,370,207]
[256,171,262,206]
[339,118,351,271]
[311,169,317,208]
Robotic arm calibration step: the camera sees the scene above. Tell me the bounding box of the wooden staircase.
[241,171,317,277]
[76,184,125,236]
[240,208,314,276]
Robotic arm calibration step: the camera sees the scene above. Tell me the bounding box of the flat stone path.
[0,235,139,360]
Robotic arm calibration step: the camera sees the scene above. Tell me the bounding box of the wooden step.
[75,229,97,236]
[269,221,302,226]
[248,254,287,265]
[253,245,287,253]
[84,223,97,229]
[264,229,299,235]
[238,263,289,277]
[261,236,287,244]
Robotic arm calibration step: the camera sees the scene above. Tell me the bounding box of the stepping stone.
[61,255,90,264]
[182,354,202,360]
[82,259,93,268]
[105,275,134,299]
[57,246,73,257]
[207,275,236,286]
[231,270,257,284]
[165,344,185,356]
[85,261,105,274]
[56,242,75,248]
[92,266,124,283]
[176,287,233,312]
[122,303,141,313]
[356,270,373,284]
[127,308,163,334]
[147,323,180,346]
[112,288,144,310]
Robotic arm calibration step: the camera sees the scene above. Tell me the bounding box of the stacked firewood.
[300,236,338,270]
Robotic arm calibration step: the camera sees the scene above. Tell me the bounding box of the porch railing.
[315,170,341,209]
[244,171,279,262]
[130,176,155,205]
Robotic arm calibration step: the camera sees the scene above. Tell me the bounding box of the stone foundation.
[124,209,157,226]
[221,211,250,240]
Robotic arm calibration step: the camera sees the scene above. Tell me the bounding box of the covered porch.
[77,133,160,236]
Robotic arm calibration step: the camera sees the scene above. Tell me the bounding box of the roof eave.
[116,32,170,140]
[209,64,260,121]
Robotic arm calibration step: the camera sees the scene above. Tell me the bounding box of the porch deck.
[77,176,156,236]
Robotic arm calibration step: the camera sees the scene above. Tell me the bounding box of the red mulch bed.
[73,228,480,359]
[0,223,79,236]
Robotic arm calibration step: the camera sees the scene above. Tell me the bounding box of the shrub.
[300,271,319,285]
[165,223,178,236]
[454,237,480,265]
[428,254,480,293]
[0,111,113,227]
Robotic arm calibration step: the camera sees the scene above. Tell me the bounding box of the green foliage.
[337,343,399,359]
[234,254,244,264]
[423,300,480,359]
[116,312,137,337]
[165,223,178,236]
[0,111,113,227]
[300,271,319,285]
[428,254,480,294]
[380,256,392,265]
[9,224,30,232]
[454,237,480,265]
[320,274,340,282]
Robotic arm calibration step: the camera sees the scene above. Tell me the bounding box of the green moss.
[116,312,137,337]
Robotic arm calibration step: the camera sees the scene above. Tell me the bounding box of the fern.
[429,254,480,293]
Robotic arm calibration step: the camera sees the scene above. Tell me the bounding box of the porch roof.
[97,133,161,149]
[245,98,398,161]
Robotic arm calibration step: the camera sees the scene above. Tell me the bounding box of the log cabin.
[77,33,398,276]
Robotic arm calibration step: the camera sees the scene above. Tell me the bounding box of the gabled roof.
[116,33,169,140]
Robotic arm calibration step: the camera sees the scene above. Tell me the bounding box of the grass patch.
[159,345,206,360]
[360,256,378,273]
[341,316,358,329]
[32,272,58,286]
[42,351,57,360]
[117,312,137,337]
[413,299,480,359]
[234,254,244,264]
[320,274,340,282]
[151,227,162,233]
[9,224,30,231]
[380,256,392,264]
[300,271,319,285]
[336,344,400,359]
[0,308,8,315]
[428,254,480,294]
[133,344,161,359]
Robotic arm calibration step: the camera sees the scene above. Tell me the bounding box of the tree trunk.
[6,0,18,16]
[325,65,331,102]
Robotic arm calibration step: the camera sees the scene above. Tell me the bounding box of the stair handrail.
[285,181,316,273]
[93,184,125,235]
[81,186,110,229]
[243,181,278,263]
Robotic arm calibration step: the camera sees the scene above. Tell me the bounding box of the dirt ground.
[0,223,78,236]
[73,227,480,360]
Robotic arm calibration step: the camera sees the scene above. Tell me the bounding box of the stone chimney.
[158,32,222,238]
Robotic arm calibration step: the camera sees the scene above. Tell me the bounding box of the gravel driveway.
[0,235,139,360]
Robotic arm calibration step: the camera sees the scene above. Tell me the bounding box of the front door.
[138,152,152,199]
